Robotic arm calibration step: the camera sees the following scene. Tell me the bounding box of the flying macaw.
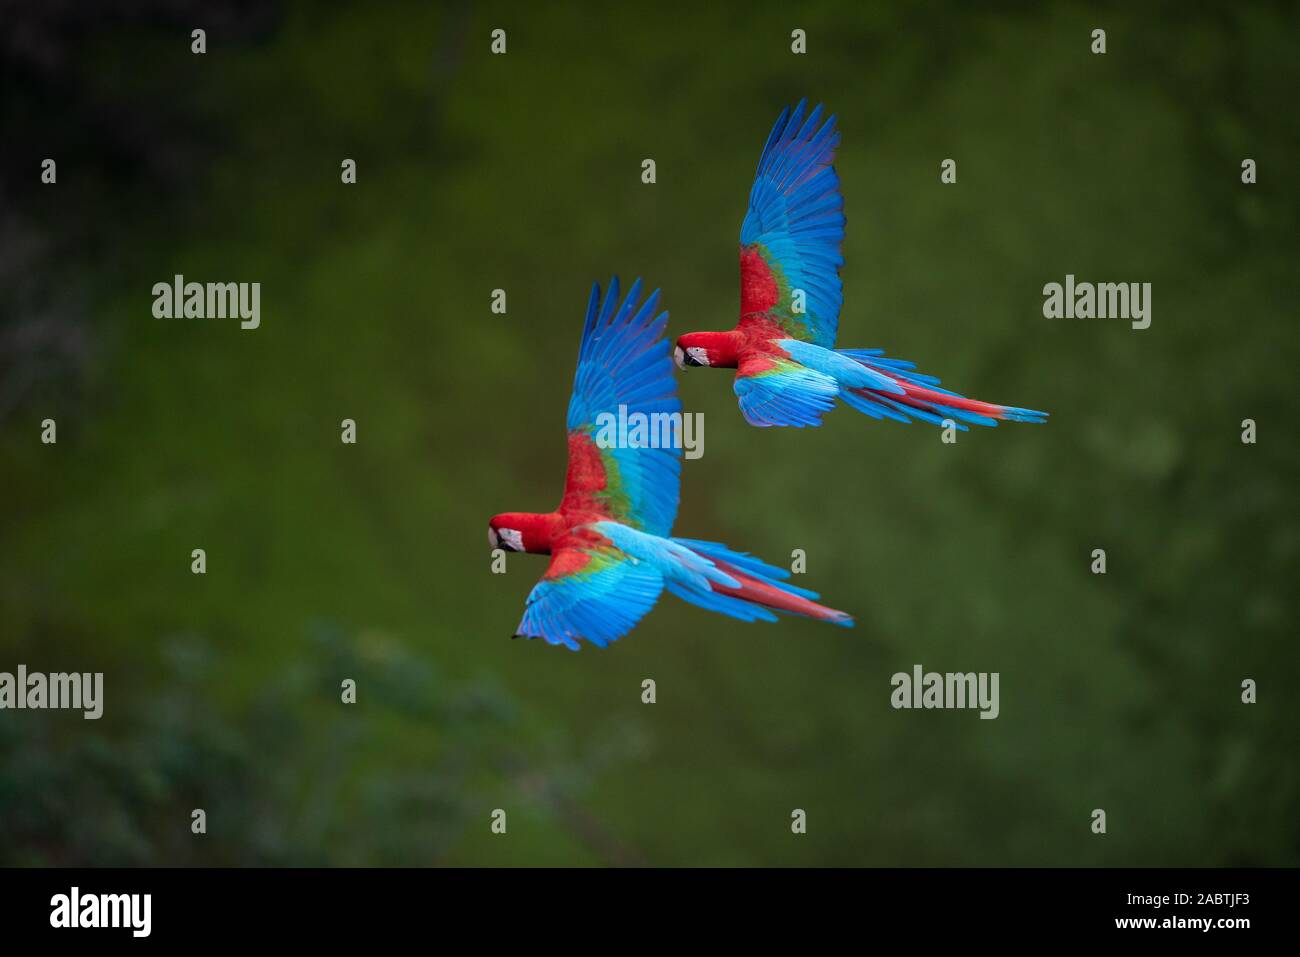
[488,277,853,650]
[673,100,1048,431]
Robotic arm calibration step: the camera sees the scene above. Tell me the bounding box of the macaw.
[673,100,1048,431]
[489,277,853,650]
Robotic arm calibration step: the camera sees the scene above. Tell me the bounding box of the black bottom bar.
[0,867,1289,942]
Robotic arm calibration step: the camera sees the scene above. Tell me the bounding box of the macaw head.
[488,512,556,554]
[674,331,739,370]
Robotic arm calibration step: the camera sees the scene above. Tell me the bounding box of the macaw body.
[489,278,852,651]
[674,101,1048,431]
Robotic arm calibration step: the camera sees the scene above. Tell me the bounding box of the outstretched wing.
[733,352,839,428]
[516,540,664,650]
[561,277,681,536]
[738,100,844,348]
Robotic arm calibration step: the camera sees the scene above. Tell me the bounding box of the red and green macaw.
[489,277,852,650]
[674,100,1048,431]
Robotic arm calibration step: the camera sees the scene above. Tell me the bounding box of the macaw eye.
[494,528,524,552]
[675,346,708,368]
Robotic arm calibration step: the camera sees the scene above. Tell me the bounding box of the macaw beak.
[673,345,687,370]
[487,527,500,549]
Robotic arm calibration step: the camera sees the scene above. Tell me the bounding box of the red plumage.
[739,245,780,317]
[711,562,852,625]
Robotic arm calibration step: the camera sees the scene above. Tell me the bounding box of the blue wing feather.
[564,278,682,536]
[739,100,845,347]
[733,358,839,428]
[516,545,664,651]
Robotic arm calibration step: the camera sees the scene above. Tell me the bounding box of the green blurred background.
[1,0,1297,866]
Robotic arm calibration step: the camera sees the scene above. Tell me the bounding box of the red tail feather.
[890,381,1009,418]
[711,565,853,627]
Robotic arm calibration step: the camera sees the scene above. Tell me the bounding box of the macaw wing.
[515,541,664,650]
[738,100,844,348]
[562,277,681,536]
[733,352,839,428]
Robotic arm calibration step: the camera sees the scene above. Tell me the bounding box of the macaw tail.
[667,538,854,628]
[838,348,1048,430]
